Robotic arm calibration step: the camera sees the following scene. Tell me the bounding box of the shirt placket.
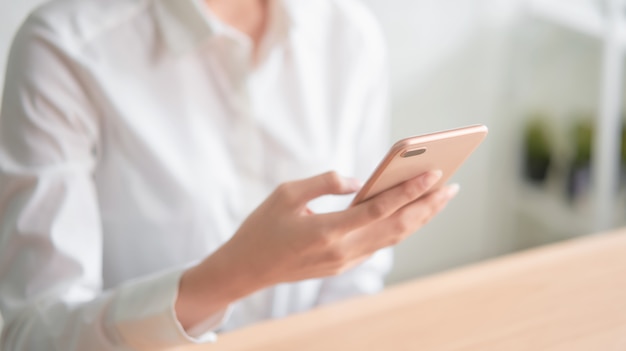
[219,35,282,321]
[224,36,266,217]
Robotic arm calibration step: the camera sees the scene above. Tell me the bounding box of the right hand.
[176,170,458,329]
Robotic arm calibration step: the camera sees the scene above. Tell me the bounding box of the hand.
[176,171,458,330]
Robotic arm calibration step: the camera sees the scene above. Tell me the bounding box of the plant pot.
[566,162,591,201]
[524,155,551,183]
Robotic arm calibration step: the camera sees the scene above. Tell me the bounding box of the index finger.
[323,170,442,233]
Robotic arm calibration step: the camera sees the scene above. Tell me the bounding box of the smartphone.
[351,124,488,205]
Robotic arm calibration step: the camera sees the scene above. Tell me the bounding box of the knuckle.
[388,234,404,246]
[432,200,446,214]
[328,266,342,276]
[394,219,410,234]
[419,198,438,219]
[324,171,343,191]
[317,220,342,240]
[428,198,442,216]
[316,229,335,248]
[330,261,350,276]
[391,208,415,234]
[434,190,449,204]
[400,209,416,227]
[275,182,290,196]
[367,201,387,220]
[418,208,434,226]
[419,209,433,226]
[327,246,347,263]
[276,182,296,203]
[403,179,424,199]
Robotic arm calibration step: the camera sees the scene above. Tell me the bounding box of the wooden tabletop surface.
[179,228,626,351]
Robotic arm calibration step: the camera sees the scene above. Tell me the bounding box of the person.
[0,0,458,349]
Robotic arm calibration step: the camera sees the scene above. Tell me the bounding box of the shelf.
[525,0,626,232]
[516,182,592,237]
[527,0,626,44]
[514,179,626,248]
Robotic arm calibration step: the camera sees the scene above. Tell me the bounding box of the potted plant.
[620,119,626,184]
[523,115,553,183]
[566,117,593,200]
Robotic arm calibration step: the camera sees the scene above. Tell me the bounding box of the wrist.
[174,242,268,330]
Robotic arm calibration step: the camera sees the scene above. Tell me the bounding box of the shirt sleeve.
[0,15,226,350]
[316,8,394,305]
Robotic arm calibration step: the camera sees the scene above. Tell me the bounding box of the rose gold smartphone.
[351,124,488,205]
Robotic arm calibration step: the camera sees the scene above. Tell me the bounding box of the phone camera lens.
[401,148,427,158]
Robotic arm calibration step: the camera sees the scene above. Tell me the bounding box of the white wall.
[363,0,621,284]
[362,0,525,282]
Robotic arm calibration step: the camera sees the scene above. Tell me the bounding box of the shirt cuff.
[111,267,230,349]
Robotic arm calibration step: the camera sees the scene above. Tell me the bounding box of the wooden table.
[181,229,626,350]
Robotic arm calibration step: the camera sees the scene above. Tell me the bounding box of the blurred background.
[1,0,625,330]
[360,0,626,283]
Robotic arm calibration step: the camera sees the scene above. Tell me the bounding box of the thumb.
[279,171,361,207]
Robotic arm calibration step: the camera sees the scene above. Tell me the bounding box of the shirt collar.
[154,0,295,55]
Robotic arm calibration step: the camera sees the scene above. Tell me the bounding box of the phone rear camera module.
[401,148,427,158]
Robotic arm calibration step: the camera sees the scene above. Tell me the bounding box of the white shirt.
[0,0,391,349]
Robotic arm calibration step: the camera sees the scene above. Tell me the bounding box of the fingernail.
[422,170,443,188]
[446,183,460,198]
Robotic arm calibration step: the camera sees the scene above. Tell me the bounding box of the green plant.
[523,114,553,182]
[525,117,552,161]
[571,118,593,167]
[621,122,626,166]
[566,117,594,200]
